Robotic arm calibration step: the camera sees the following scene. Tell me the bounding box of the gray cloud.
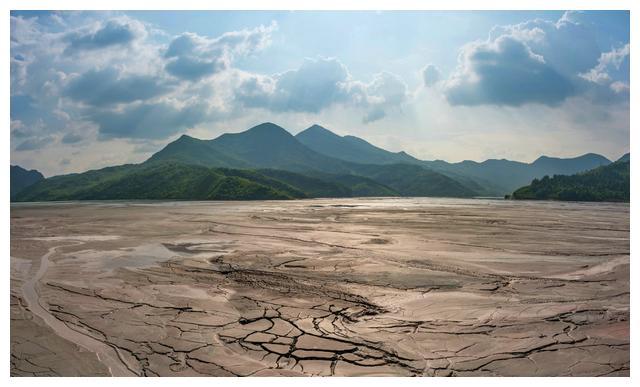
[61,132,85,144]
[444,35,575,106]
[422,64,441,87]
[164,23,277,81]
[235,58,408,122]
[443,12,630,107]
[363,107,386,123]
[363,72,408,107]
[165,55,225,81]
[64,68,172,106]
[270,57,351,112]
[15,136,55,151]
[10,95,37,120]
[236,57,350,113]
[64,18,144,53]
[164,33,226,81]
[488,14,601,77]
[90,102,209,139]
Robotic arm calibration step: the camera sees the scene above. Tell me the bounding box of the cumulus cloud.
[90,101,210,139]
[422,64,441,87]
[15,136,55,151]
[164,22,277,81]
[64,68,172,106]
[579,44,629,85]
[488,13,600,76]
[164,33,227,80]
[235,57,408,122]
[61,132,85,144]
[11,10,629,176]
[442,12,627,107]
[610,81,629,94]
[253,57,351,112]
[445,35,574,106]
[357,72,408,122]
[64,18,146,53]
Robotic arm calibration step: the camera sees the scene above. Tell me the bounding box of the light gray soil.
[10,198,630,376]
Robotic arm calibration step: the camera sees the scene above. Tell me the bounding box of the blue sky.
[10,10,630,176]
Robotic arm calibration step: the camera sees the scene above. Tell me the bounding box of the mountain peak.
[11,165,45,198]
[176,133,196,141]
[245,122,291,136]
[307,124,330,131]
[617,153,630,163]
[298,124,340,138]
[532,153,610,165]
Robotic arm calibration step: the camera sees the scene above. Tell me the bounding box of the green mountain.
[309,173,398,197]
[530,153,611,175]
[13,162,306,202]
[146,134,251,169]
[423,153,611,195]
[147,122,478,198]
[617,153,630,163]
[294,124,612,196]
[149,122,350,174]
[16,122,616,203]
[510,158,630,202]
[348,163,477,197]
[295,124,420,165]
[12,161,402,202]
[11,165,44,198]
[258,169,397,197]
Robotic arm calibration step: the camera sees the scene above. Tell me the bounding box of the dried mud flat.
[10,198,629,376]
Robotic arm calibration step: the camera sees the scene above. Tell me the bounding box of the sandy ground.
[10,198,629,376]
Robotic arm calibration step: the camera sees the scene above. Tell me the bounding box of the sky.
[10,10,630,176]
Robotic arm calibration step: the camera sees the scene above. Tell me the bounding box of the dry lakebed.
[10,198,630,376]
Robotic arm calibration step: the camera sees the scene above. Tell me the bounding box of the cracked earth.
[10,198,629,376]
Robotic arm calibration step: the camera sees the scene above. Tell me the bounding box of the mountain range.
[10,165,44,198]
[11,122,626,202]
[510,154,630,202]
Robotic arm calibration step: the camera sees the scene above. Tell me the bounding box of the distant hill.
[259,169,397,198]
[510,158,629,202]
[295,124,420,165]
[346,163,477,197]
[308,173,399,197]
[13,162,305,202]
[617,153,630,163]
[294,125,612,195]
[530,153,611,175]
[12,161,402,202]
[14,122,620,202]
[423,153,611,194]
[11,165,44,198]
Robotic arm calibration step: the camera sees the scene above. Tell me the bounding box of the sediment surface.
[10,198,630,376]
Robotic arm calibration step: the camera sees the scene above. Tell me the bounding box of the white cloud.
[63,17,147,54]
[444,35,574,106]
[610,81,629,94]
[235,57,408,123]
[422,64,441,87]
[10,11,630,176]
[441,12,629,107]
[164,22,277,81]
[579,43,630,84]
